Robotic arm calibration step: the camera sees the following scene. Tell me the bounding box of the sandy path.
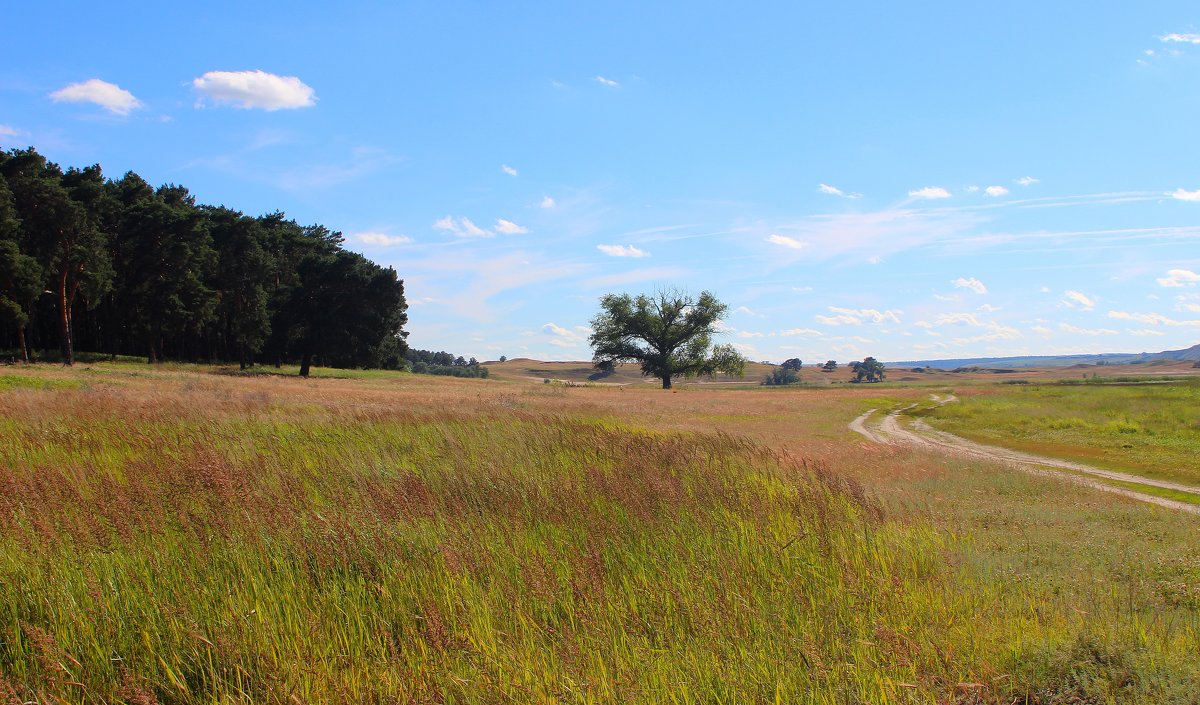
[853,397,1200,516]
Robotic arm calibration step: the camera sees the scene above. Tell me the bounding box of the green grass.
[920,379,1200,487]
[0,369,1198,703]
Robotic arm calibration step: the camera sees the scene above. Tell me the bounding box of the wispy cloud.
[495,219,528,235]
[541,322,591,347]
[356,232,412,246]
[952,277,988,294]
[817,306,902,326]
[1059,323,1118,336]
[540,196,556,208]
[1161,33,1200,44]
[583,266,688,289]
[501,164,518,177]
[1171,188,1200,202]
[766,234,808,250]
[1108,310,1200,326]
[0,124,26,146]
[434,216,490,238]
[596,244,648,258]
[781,328,822,337]
[1016,176,1039,186]
[984,185,1009,197]
[193,70,315,110]
[595,76,619,87]
[50,79,141,115]
[908,186,951,200]
[1061,290,1095,310]
[818,183,862,199]
[1157,268,1200,287]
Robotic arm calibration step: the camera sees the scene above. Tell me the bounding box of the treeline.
[0,148,407,375]
[405,349,489,378]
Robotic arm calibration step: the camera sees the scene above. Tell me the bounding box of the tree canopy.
[0,148,407,374]
[588,288,745,389]
[850,356,886,383]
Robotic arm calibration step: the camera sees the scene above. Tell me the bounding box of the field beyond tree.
[1,364,1199,704]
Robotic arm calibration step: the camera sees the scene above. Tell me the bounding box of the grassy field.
[920,379,1200,487]
[0,364,1198,703]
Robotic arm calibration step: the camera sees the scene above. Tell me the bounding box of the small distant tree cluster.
[762,367,799,386]
[780,358,802,371]
[405,349,488,378]
[821,360,837,372]
[589,288,745,389]
[849,356,886,383]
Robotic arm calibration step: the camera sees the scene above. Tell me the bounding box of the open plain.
[1,362,1198,704]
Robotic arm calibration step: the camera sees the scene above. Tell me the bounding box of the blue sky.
[4,2,1200,363]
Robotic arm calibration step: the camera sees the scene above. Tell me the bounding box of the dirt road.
[850,397,1200,516]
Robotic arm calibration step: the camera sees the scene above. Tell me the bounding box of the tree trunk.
[661,374,672,390]
[58,269,73,366]
[15,326,28,363]
[299,352,312,378]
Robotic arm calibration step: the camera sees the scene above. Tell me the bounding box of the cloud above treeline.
[50,79,142,115]
[193,70,316,110]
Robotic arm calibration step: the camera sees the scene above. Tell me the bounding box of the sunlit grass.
[921,380,1200,486]
[0,366,1197,703]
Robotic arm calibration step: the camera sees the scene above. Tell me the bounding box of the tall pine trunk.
[58,268,73,366]
[15,325,28,363]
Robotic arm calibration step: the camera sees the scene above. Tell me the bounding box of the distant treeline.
[0,148,408,375]
[405,349,488,378]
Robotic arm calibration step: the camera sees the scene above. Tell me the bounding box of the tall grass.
[0,370,1197,703]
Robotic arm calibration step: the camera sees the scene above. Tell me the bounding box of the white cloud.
[1162,33,1200,44]
[984,185,1009,197]
[542,322,591,347]
[978,303,1001,312]
[501,164,518,177]
[817,306,902,326]
[952,277,988,294]
[434,216,490,238]
[596,244,648,258]
[1061,290,1095,310]
[766,234,808,250]
[49,79,141,115]
[540,196,556,209]
[1108,311,1200,326]
[965,185,980,193]
[734,306,757,316]
[737,331,764,338]
[1016,176,1039,186]
[908,186,951,200]
[781,328,822,337]
[1032,325,1053,335]
[0,124,25,146]
[356,232,412,246]
[494,219,528,235]
[595,76,619,87]
[818,183,862,199]
[193,70,315,110]
[1157,268,1200,287]
[1170,188,1200,202]
[1059,323,1118,336]
[1127,328,1166,336]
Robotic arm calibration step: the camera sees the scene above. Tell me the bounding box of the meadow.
[919,379,1200,487]
[0,364,1198,704]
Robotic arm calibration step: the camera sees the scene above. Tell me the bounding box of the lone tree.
[589,288,745,389]
[849,356,886,383]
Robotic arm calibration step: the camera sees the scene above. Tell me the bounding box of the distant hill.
[890,343,1200,370]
